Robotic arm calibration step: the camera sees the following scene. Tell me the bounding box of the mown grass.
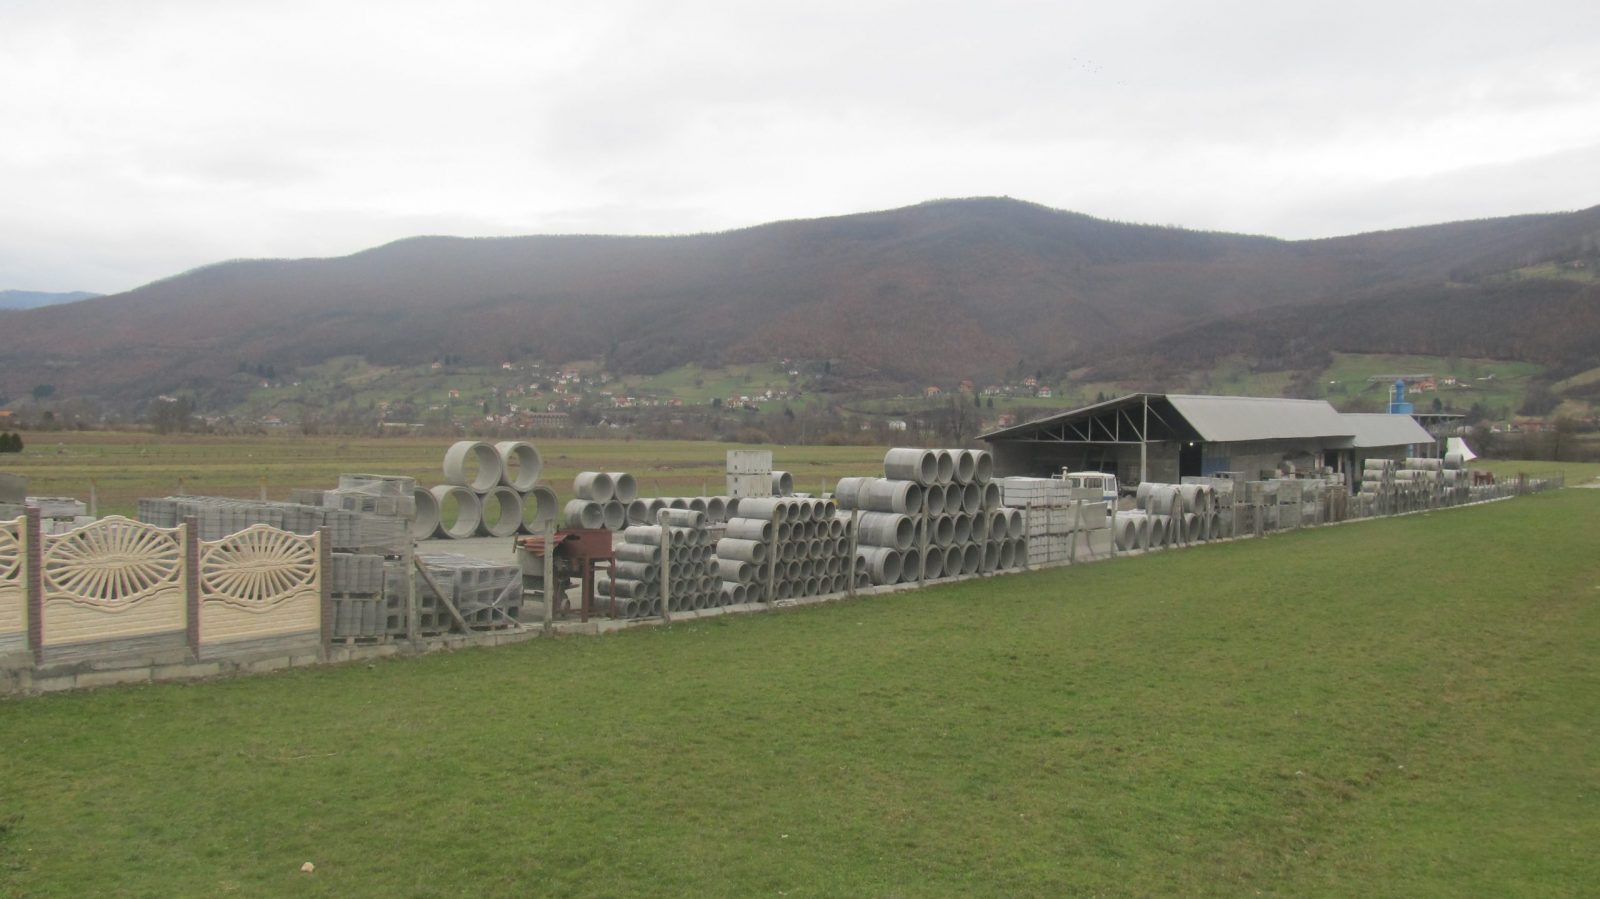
[2,489,1596,897]
[1,433,886,519]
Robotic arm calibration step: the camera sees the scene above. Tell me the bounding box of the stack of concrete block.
[138,496,350,542]
[415,553,521,628]
[26,497,95,535]
[997,476,1100,564]
[327,553,386,639]
[719,496,856,601]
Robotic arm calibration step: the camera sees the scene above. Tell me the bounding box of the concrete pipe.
[494,441,543,491]
[1180,512,1199,544]
[997,540,1016,569]
[800,558,817,580]
[615,561,659,584]
[943,545,964,577]
[684,497,706,515]
[923,547,945,579]
[833,537,849,557]
[412,487,440,540]
[834,477,869,509]
[970,450,994,485]
[1112,513,1140,551]
[616,543,662,565]
[922,483,945,516]
[960,482,982,514]
[705,496,727,522]
[720,583,747,606]
[900,548,922,582]
[1007,509,1025,538]
[717,558,756,585]
[602,577,652,599]
[950,448,977,485]
[716,537,768,565]
[519,485,559,533]
[724,497,741,518]
[476,486,524,538]
[573,472,615,503]
[984,541,1001,570]
[1178,484,1206,515]
[1148,485,1181,517]
[819,498,838,519]
[602,501,627,530]
[928,515,954,546]
[733,497,786,521]
[828,516,847,539]
[859,546,903,585]
[942,485,963,515]
[961,544,981,575]
[443,441,504,493]
[884,448,939,485]
[801,576,819,597]
[860,480,924,515]
[602,472,637,504]
[1145,515,1167,548]
[784,560,801,580]
[771,471,795,496]
[981,482,1002,511]
[430,485,483,539]
[665,497,689,510]
[1443,452,1465,471]
[1135,482,1154,511]
[563,500,604,530]
[952,513,973,545]
[934,449,956,485]
[625,499,651,526]
[856,512,914,551]
[659,508,706,529]
[724,518,773,542]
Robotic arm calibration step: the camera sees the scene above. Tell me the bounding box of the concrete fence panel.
[198,524,322,657]
[38,516,187,663]
[0,515,24,659]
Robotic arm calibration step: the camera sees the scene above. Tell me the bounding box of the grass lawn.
[1,433,887,520]
[2,489,1597,896]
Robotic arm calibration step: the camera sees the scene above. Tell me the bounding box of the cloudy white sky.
[4,0,1599,294]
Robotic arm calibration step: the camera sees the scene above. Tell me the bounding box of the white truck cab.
[1060,470,1119,505]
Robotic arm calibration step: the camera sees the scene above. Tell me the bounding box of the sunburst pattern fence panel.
[39,516,187,650]
[0,516,24,656]
[198,525,322,648]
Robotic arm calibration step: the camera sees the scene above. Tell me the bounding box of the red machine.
[515,529,617,622]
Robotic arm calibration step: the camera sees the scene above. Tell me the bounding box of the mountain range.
[1,197,1597,404]
[0,290,101,311]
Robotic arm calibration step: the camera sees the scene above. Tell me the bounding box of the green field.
[2,488,1596,896]
[0,432,888,519]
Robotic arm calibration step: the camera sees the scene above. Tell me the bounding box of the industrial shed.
[982,393,1435,486]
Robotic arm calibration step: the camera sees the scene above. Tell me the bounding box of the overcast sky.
[4,0,1599,294]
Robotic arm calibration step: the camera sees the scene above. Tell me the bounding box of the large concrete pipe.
[771,471,795,496]
[834,477,869,509]
[602,501,626,530]
[1111,513,1140,551]
[520,485,559,533]
[942,485,963,515]
[600,472,636,504]
[1007,508,1025,538]
[430,484,483,539]
[961,544,981,575]
[616,543,662,564]
[901,548,922,582]
[1146,515,1168,548]
[601,577,652,599]
[444,441,504,493]
[705,496,727,522]
[921,546,945,579]
[1135,482,1154,511]
[952,513,973,545]
[615,561,659,584]
[1178,484,1206,515]
[717,558,756,584]
[930,515,955,546]
[667,497,690,510]
[922,483,945,516]
[476,486,524,538]
[942,545,963,577]
[950,449,977,485]
[884,448,938,485]
[494,441,543,492]
[732,497,786,521]
[686,496,708,514]
[724,518,773,542]
[660,508,705,529]
[856,512,914,551]
[860,480,924,515]
[858,546,903,584]
[574,472,615,503]
[984,541,1001,570]
[981,482,1001,511]
[970,450,994,485]
[1148,485,1181,517]
[412,487,441,540]
[960,482,982,514]
[987,509,1009,540]
[934,450,956,485]
[563,499,604,530]
[1182,512,1201,544]
[716,537,768,565]
[997,540,1016,569]
[626,499,652,526]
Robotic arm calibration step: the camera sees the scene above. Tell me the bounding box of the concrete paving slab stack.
[596,509,721,618]
[719,496,856,600]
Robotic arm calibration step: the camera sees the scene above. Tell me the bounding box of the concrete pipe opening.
[519,485,559,533]
[899,548,921,582]
[430,485,483,539]
[494,441,543,492]
[602,501,626,530]
[922,483,945,516]
[573,472,615,503]
[857,512,914,551]
[444,441,504,493]
[987,510,1008,541]
[1007,509,1025,537]
[998,541,1016,569]
[717,558,755,584]
[476,486,524,538]
[884,448,938,486]
[834,476,868,509]
[935,450,956,485]
[951,449,977,485]
[984,541,1001,570]
[923,547,945,579]
[605,472,638,504]
[563,499,604,530]
[626,500,652,526]
[952,514,973,545]
[771,471,795,496]
[961,544,981,575]
[960,483,982,514]
[666,497,689,510]
[704,496,727,522]
[943,545,963,576]
[970,450,994,485]
[859,546,903,585]
[942,485,963,516]
[981,482,1001,511]
[929,515,954,546]
[412,487,441,540]
[686,496,708,514]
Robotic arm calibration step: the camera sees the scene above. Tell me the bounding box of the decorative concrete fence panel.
[38,516,188,663]
[198,525,322,657]
[0,516,24,659]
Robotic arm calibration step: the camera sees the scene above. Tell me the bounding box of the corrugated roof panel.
[1340,413,1434,448]
[1165,395,1352,442]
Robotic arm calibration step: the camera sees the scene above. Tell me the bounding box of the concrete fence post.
[658,510,672,623]
[318,526,333,654]
[25,507,42,665]
[184,516,201,660]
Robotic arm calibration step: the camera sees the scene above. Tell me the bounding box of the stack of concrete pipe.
[624,496,735,526]
[562,470,640,531]
[597,509,722,618]
[717,496,857,601]
[426,441,558,540]
[841,448,1023,586]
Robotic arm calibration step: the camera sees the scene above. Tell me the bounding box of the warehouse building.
[981,393,1434,486]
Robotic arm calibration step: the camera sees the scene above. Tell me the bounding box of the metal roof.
[1339,413,1434,448]
[1163,394,1352,443]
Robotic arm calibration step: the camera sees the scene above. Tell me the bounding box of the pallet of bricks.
[296,475,416,640]
[995,474,1110,566]
[408,553,522,630]
[841,447,1028,586]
